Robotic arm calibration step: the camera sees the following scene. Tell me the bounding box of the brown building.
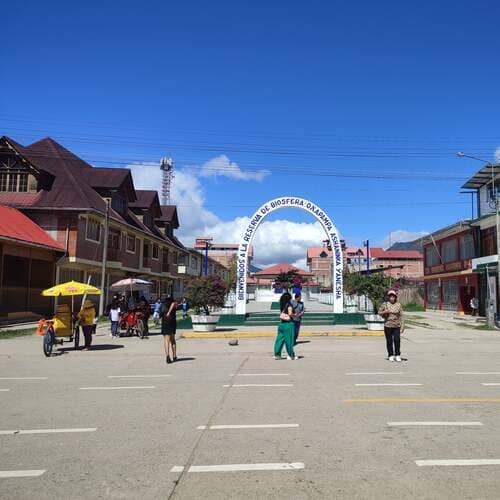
[306,247,334,290]
[193,238,253,270]
[0,135,188,307]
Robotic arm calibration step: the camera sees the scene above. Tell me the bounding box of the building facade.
[0,135,189,309]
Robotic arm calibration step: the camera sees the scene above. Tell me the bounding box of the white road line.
[482,383,500,386]
[0,428,97,435]
[457,372,500,375]
[355,383,422,387]
[0,389,10,392]
[416,459,500,467]
[347,372,404,375]
[171,462,305,473]
[197,424,299,430]
[107,375,171,379]
[222,384,293,388]
[0,377,48,380]
[231,373,291,377]
[388,422,483,427]
[79,386,155,390]
[0,470,46,478]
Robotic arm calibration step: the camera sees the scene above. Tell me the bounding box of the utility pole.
[364,239,370,273]
[99,199,110,317]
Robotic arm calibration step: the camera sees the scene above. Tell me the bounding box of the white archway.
[235,196,343,314]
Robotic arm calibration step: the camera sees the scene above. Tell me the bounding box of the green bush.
[185,275,228,315]
[402,303,425,312]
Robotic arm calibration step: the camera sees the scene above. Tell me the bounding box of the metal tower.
[160,157,174,205]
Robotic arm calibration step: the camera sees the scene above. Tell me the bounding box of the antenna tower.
[160,157,174,205]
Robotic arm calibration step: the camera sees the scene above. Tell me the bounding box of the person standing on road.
[181,297,189,320]
[161,295,178,364]
[109,300,121,338]
[290,292,305,345]
[78,299,96,351]
[274,292,298,360]
[470,297,478,316]
[378,290,404,362]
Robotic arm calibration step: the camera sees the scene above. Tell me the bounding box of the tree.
[273,270,304,291]
[185,275,228,315]
[225,255,237,291]
[344,271,392,312]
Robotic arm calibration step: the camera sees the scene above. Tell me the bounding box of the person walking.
[290,292,305,345]
[78,299,96,351]
[152,298,162,327]
[378,290,404,362]
[109,300,121,338]
[274,292,298,360]
[161,295,178,364]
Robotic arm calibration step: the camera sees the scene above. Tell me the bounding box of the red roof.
[254,263,313,276]
[0,206,64,251]
[307,247,333,258]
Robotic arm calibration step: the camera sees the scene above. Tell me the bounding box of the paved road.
[1,324,500,499]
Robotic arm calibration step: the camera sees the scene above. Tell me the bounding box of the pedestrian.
[470,297,478,316]
[138,295,150,338]
[78,299,96,351]
[109,300,121,338]
[181,297,189,320]
[161,295,178,364]
[378,290,404,362]
[153,298,162,327]
[290,292,305,345]
[274,292,298,360]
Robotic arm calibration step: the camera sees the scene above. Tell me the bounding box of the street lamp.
[457,151,500,326]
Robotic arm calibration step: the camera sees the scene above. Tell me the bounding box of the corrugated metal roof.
[462,165,500,189]
[0,205,64,251]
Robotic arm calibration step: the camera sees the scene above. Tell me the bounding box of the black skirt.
[161,317,177,336]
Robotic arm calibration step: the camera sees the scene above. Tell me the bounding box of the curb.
[181,331,384,339]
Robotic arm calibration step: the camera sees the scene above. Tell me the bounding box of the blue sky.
[2,1,500,267]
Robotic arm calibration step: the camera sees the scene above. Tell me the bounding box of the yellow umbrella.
[42,280,101,297]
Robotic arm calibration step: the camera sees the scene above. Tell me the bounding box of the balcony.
[142,256,151,269]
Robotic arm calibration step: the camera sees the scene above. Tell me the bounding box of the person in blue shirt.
[152,298,162,327]
[290,293,305,345]
[181,297,189,320]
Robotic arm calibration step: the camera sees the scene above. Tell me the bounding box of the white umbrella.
[110,278,153,292]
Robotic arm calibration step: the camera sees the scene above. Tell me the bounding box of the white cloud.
[378,229,428,249]
[199,155,270,182]
[495,147,500,163]
[128,160,327,268]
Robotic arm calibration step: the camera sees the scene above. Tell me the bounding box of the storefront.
[424,273,478,313]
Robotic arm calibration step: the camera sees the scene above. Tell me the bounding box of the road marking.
[231,373,291,377]
[416,459,500,467]
[0,377,47,380]
[0,389,10,392]
[347,372,404,375]
[79,386,155,390]
[107,375,171,379]
[0,470,46,478]
[0,428,97,435]
[171,462,305,473]
[457,372,500,375]
[222,384,293,388]
[197,424,299,430]
[482,383,500,386]
[388,422,483,427]
[345,398,500,403]
[355,383,422,387]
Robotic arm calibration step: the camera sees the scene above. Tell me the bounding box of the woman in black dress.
[161,296,178,364]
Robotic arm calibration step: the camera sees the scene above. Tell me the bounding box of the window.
[152,244,159,259]
[111,194,127,214]
[8,173,17,191]
[441,239,458,263]
[108,228,121,250]
[143,212,153,228]
[0,172,7,191]
[126,234,136,253]
[460,233,475,260]
[425,246,440,267]
[86,218,101,242]
[143,241,150,258]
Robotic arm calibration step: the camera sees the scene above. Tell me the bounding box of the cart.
[39,280,101,357]
[37,303,78,356]
[118,310,145,338]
